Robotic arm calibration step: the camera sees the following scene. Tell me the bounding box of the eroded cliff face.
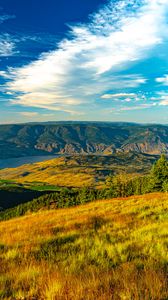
[34,142,117,154]
[34,142,168,155]
[0,123,167,158]
[122,142,168,155]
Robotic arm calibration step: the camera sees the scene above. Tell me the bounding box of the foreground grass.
[0,193,168,299]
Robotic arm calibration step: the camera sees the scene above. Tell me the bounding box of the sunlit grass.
[0,154,153,188]
[0,192,167,299]
[0,157,96,187]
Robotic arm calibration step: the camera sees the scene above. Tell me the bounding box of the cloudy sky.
[0,0,168,124]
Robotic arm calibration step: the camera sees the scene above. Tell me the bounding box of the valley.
[0,152,158,187]
[0,124,167,300]
[1,0,168,298]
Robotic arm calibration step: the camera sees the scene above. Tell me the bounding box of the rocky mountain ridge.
[0,122,167,158]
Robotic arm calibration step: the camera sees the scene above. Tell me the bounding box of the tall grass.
[0,192,167,299]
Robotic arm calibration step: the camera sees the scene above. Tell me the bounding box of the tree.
[106,174,132,197]
[162,180,168,192]
[150,154,168,191]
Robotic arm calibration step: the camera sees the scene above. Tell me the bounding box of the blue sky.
[0,0,168,124]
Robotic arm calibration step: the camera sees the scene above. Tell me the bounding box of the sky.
[0,0,168,124]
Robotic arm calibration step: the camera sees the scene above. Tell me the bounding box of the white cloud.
[0,71,10,78]
[158,93,168,105]
[101,93,136,99]
[1,0,168,113]
[160,98,168,105]
[20,111,56,118]
[156,75,168,85]
[0,34,16,57]
[120,103,157,111]
[20,112,39,117]
[0,14,15,24]
[124,98,132,102]
[150,92,168,105]
[11,93,82,115]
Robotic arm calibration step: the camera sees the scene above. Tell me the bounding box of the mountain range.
[0,122,167,159]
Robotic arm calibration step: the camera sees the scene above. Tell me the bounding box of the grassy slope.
[0,154,157,188]
[0,181,67,213]
[0,157,96,187]
[0,193,167,299]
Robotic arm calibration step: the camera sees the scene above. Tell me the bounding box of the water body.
[0,155,60,169]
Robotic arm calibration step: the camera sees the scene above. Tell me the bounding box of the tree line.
[0,155,167,221]
[105,154,168,197]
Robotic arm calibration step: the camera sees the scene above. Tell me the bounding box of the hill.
[0,185,45,211]
[0,122,168,159]
[0,153,158,187]
[0,193,167,299]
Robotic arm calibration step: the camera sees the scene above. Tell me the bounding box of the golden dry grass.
[0,157,95,187]
[0,192,168,299]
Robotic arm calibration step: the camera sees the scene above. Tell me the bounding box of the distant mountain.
[0,122,167,159]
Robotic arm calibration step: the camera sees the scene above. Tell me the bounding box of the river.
[0,155,59,169]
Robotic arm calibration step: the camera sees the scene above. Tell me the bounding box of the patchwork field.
[0,192,167,299]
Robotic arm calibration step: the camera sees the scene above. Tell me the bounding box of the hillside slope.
[0,193,167,299]
[0,122,168,158]
[0,153,158,187]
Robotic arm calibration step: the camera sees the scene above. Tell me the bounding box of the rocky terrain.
[0,122,167,158]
